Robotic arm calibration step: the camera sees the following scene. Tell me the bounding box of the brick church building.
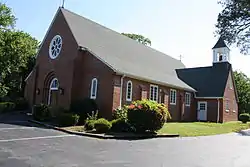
[24,7,238,123]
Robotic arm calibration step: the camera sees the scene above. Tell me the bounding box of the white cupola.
[212,37,230,63]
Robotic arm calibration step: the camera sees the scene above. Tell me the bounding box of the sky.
[4,0,250,77]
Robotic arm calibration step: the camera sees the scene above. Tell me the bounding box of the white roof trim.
[36,8,61,59]
[24,71,33,82]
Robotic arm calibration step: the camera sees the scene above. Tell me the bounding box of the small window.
[185,92,191,106]
[170,89,176,105]
[150,85,158,101]
[219,54,223,61]
[90,78,98,99]
[225,100,229,112]
[126,81,133,101]
[229,76,233,90]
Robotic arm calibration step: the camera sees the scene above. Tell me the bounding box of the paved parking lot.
[1,112,250,167]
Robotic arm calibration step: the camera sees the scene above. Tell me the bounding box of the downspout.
[217,98,220,123]
[119,75,126,109]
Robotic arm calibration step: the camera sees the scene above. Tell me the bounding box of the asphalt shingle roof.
[176,62,232,97]
[60,8,195,91]
[212,37,228,49]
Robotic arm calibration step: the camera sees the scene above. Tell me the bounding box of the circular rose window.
[49,35,62,59]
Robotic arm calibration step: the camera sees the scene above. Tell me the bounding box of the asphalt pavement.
[0,112,250,167]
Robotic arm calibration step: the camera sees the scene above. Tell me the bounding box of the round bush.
[112,108,127,120]
[239,113,250,123]
[94,118,112,133]
[58,113,80,127]
[84,120,96,131]
[110,119,133,132]
[0,102,16,113]
[32,104,50,121]
[127,99,171,133]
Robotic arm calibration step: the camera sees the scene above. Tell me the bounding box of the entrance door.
[197,101,207,121]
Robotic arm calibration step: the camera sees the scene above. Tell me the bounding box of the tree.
[121,33,151,46]
[215,0,250,55]
[0,3,16,29]
[233,71,250,114]
[0,3,38,98]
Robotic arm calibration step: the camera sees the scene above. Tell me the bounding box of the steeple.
[212,37,230,64]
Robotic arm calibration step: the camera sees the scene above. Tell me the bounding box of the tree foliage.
[0,3,38,98]
[121,33,151,46]
[233,71,250,114]
[216,0,250,54]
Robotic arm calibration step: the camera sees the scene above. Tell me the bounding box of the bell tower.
[212,37,230,63]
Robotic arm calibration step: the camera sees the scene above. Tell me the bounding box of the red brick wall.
[72,51,114,119]
[222,71,238,122]
[112,76,196,121]
[26,9,79,109]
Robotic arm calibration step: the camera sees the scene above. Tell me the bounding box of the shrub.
[127,99,171,133]
[84,120,96,131]
[110,118,134,133]
[32,104,51,121]
[58,113,80,127]
[48,106,68,118]
[0,102,16,113]
[70,98,98,124]
[239,113,250,123]
[112,107,127,120]
[14,97,29,111]
[94,118,112,133]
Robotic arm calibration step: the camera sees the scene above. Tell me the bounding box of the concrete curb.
[28,119,180,140]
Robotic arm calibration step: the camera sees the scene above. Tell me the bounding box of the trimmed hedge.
[32,104,51,121]
[0,102,16,113]
[239,113,250,123]
[94,118,112,133]
[58,113,80,127]
[110,118,134,133]
[112,108,127,120]
[14,97,29,111]
[127,99,171,133]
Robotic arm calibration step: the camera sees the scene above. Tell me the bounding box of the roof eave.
[115,71,197,92]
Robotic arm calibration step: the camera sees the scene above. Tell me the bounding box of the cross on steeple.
[62,0,65,8]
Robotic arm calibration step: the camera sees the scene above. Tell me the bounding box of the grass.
[63,126,84,132]
[158,121,250,137]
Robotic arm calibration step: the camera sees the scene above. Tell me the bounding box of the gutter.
[217,98,220,123]
[119,74,126,109]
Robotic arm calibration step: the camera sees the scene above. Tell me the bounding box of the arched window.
[48,78,59,105]
[50,78,59,90]
[90,78,98,99]
[126,81,133,101]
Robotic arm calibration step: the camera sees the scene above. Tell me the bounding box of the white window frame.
[90,78,98,99]
[225,100,229,112]
[150,84,158,101]
[126,81,133,101]
[170,89,176,105]
[185,92,191,107]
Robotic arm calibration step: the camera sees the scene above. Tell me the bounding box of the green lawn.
[158,121,250,137]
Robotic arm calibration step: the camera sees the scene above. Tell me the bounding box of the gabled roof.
[212,37,229,49]
[60,8,195,91]
[176,62,232,97]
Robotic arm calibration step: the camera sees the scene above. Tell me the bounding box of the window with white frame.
[126,81,133,101]
[170,89,176,105]
[225,100,229,112]
[185,92,191,106]
[150,85,158,101]
[90,78,98,99]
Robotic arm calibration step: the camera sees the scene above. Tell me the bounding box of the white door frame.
[197,101,207,121]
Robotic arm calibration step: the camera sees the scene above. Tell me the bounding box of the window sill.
[170,103,176,105]
[233,110,236,113]
[185,104,190,107]
[225,110,229,112]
